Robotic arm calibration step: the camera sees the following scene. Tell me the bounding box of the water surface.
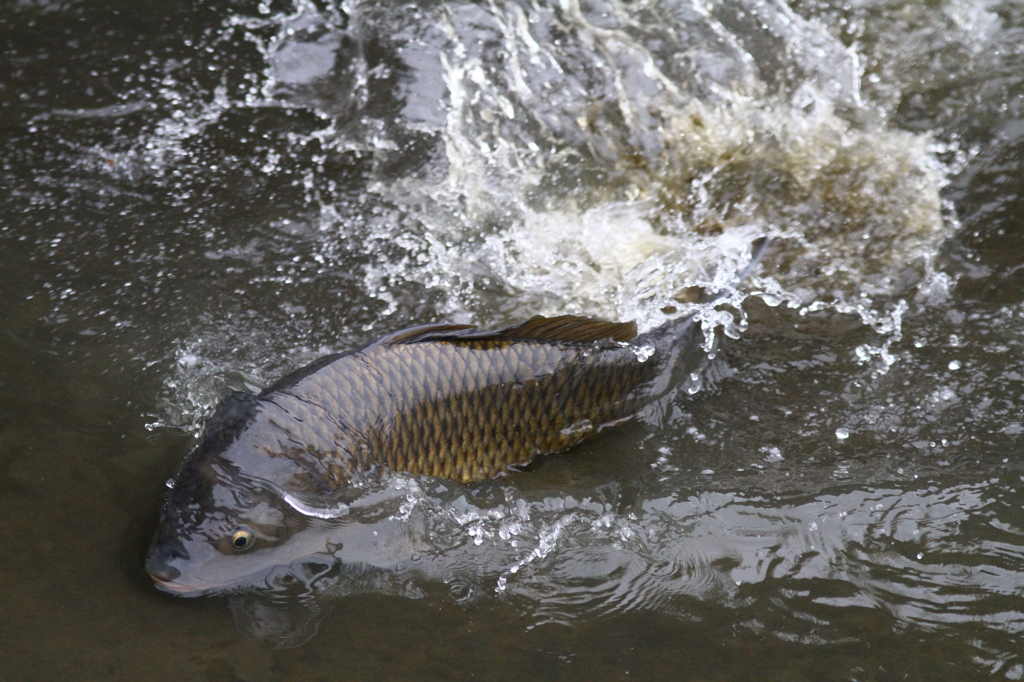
[2,0,1024,678]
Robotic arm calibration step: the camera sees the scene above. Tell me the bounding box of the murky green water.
[3,0,1024,678]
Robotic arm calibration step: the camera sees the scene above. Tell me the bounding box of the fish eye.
[229,527,255,552]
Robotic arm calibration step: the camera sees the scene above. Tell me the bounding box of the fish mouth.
[146,558,231,597]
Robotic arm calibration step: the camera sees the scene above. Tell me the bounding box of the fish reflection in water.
[145,306,717,603]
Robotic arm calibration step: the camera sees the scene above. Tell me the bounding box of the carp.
[145,311,712,595]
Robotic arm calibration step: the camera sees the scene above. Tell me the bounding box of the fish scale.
[380,340,591,479]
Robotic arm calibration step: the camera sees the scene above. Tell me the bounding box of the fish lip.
[147,572,231,598]
[149,577,208,597]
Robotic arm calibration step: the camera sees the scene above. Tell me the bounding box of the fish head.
[146,390,320,595]
[146,390,360,595]
[145,455,313,596]
[145,390,325,596]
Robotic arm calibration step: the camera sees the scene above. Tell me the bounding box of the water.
[2,0,1024,678]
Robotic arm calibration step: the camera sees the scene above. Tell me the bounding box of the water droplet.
[701,469,714,476]
[809,522,818,531]
[631,344,655,362]
[835,428,850,440]
[948,360,961,370]
[916,553,923,560]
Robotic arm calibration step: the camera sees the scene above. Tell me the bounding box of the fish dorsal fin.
[382,315,637,346]
[497,315,637,343]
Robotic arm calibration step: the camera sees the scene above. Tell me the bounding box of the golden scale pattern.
[267,338,656,483]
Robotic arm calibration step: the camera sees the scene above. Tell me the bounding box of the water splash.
[132,0,955,344]
[110,0,1014,651]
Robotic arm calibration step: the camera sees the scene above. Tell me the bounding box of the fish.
[144,311,710,595]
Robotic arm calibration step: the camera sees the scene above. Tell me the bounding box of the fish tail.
[634,236,769,398]
[733,236,770,287]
